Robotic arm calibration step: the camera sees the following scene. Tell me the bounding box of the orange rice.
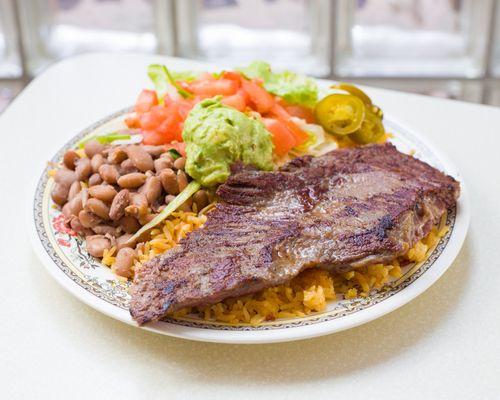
[102,205,448,325]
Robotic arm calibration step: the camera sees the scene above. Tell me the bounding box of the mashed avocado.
[182,98,274,187]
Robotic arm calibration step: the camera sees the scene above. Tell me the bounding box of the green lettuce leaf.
[147,64,192,101]
[238,61,318,108]
[170,70,199,82]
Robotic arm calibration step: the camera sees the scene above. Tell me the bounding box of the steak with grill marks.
[130,143,460,325]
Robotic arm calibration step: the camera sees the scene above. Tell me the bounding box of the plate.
[29,104,470,345]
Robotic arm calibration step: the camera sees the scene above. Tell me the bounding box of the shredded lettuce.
[290,117,338,156]
[238,61,318,108]
[147,64,192,101]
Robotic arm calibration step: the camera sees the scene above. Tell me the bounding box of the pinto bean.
[54,169,77,187]
[92,225,118,236]
[88,173,103,186]
[109,189,130,221]
[68,181,81,201]
[152,203,166,213]
[84,140,105,158]
[113,247,136,278]
[118,215,140,234]
[85,234,111,258]
[178,192,193,212]
[108,146,128,164]
[51,183,69,205]
[78,210,102,228]
[117,172,147,189]
[85,198,110,220]
[69,216,93,236]
[98,164,119,184]
[176,170,188,192]
[91,153,105,173]
[164,194,175,204]
[143,145,165,158]
[141,176,162,204]
[119,158,138,175]
[63,150,79,170]
[75,157,92,181]
[125,145,154,172]
[125,192,148,217]
[193,190,209,211]
[159,169,179,195]
[80,188,89,208]
[178,201,192,213]
[62,202,72,219]
[116,234,136,251]
[154,157,173,173]
[88,184,117,203]
[138,212,157,225]
[173,156,186,170]
[64,192,84,217]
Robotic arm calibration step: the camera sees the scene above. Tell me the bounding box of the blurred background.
[1,0,500,112]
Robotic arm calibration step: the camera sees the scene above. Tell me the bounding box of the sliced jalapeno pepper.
[350,109,385,144]
[331,83,373,106]
[314,94,365,136]
[371,105,383,119]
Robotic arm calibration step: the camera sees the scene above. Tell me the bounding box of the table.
[1,53,498,399]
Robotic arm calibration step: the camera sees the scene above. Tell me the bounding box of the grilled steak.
[130,143,459,325]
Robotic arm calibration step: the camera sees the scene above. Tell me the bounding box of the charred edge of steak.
[130,222,300,325]
[129,143,460,325]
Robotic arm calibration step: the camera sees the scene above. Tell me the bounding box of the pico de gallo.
[102,61,387,238]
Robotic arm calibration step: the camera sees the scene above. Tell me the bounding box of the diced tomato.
[139,111,161,130]
[163,94,175,107]
[192,94,213,103]
[237,88,250,104]
[285,105,315,123]
[175,99,194,119]
[269,103,290,120]
[178,81,191,91]
[283,119,309,146]
[262,118,297,156]
[177,105,192,120]
[199,72,216,81]
[125,115,140,128]
[221,71,243,85]
[156,115,181,142]
[242,79,275,114]
[269,104,309,145]
[142,130,165,145]
[135,89,158,114]
[175,122,184,142]
[188,79,239,96]
[221,93,246,112]
[150,105,170,121]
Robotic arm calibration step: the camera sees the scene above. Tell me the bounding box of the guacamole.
[182,98,274,187]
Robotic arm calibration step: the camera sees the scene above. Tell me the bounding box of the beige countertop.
[0,53,498,399]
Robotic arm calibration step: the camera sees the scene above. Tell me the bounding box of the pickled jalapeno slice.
[331,83,373,106]
[314,94,366,135]
[350,110,385,144]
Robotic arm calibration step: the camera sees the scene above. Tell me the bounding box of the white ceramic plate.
[29,92,470,345]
